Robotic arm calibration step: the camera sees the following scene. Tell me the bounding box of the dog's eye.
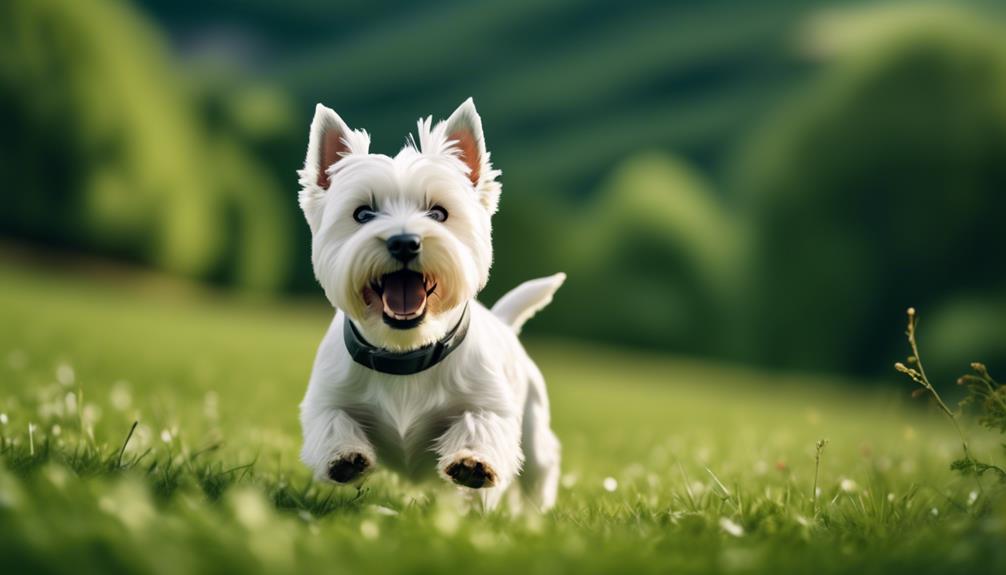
[353,206,377,224]
[427,205,448,223]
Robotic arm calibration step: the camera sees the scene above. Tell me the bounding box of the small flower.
[160,429,173,443]
[82,404,102,426]
[839,478,857,493]
[203,391,220,421]
[110,382,133,411]
[432,504,460,535]
[719,517,745,537]
[968,491,979,506]
[887,493,895,503]
[561,473,579,489]
[359,519,379,540]
[602,477,618,492]
[56,363,75,386]
[230,487,270,529]
[931,507,939,517]
[368,505,398,517]
[469,531,497,550]
[0,413,7,426]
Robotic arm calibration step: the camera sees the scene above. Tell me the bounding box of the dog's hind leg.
[518,368,561,512]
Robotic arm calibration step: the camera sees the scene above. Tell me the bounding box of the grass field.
[1,260,1003,574]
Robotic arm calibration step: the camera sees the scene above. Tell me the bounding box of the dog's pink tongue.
[382,271,427,316]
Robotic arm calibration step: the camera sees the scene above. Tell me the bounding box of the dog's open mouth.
[369,270,437,329]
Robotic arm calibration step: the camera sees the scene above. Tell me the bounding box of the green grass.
[0,260,1003,574]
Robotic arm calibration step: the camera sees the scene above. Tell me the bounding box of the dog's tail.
[490,273,566,334]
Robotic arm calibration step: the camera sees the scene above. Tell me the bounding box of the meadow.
[1,259,1003,574]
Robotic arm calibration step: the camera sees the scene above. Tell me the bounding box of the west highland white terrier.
[298,98,564,511]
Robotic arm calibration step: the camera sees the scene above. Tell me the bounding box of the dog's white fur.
[298,98,563,511]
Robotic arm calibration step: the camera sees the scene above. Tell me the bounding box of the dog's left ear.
[444,98,501,213]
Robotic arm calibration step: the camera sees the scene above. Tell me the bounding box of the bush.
[551,152,738,354]
[0,0,293,290]
[734,8,1006,373]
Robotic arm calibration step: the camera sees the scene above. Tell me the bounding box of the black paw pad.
[327,453,370,483]
[445,457,496,489]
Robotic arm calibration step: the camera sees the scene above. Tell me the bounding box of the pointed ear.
[444,98,487,187]
[304,104,353,190]
[300,105,369,233]
[444,98,501,212]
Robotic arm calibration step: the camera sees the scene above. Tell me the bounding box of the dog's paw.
[444,455,497,489]
[327,452,371,483]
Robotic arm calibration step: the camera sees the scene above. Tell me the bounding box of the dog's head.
[299,99,500,350]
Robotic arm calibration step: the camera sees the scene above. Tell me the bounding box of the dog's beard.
[316,226,483,349]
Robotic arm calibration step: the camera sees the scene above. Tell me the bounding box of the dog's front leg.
[300,408,375,484]
[435,410,523,509]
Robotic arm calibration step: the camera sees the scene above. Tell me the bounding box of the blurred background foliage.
[2,0,1005,380]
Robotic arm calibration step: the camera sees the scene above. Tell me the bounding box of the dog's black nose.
[387,233,421,263]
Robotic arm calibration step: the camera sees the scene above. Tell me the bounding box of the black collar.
[343,305,470,375]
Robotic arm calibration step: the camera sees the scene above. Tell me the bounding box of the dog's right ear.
[303,104,356,190]
[299,105,369,233]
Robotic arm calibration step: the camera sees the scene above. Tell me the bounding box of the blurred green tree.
[552,152,738,353]
[734,7,1006,374]
[0,0,293,290]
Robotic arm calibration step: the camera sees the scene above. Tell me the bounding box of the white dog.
[298,98,564,511]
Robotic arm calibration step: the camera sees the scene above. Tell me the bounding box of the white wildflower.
[839,478,858,493]
[469,531,497,550]
[203,391,220,421]
[968,491,979,506]
[432,494,462,535]
[64,392,77,415]
[43,464,68,489]
[82,404,102,426]
[560,473,579,489]
[602,477,618,492]
[719,517,745,537]
[368,505,398,517]
[160,429,173,443]
[110,382,132,411]
[230,487,271,529]
[0,413,7,426]
[360,519,380,540]
[56,363,75,386]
